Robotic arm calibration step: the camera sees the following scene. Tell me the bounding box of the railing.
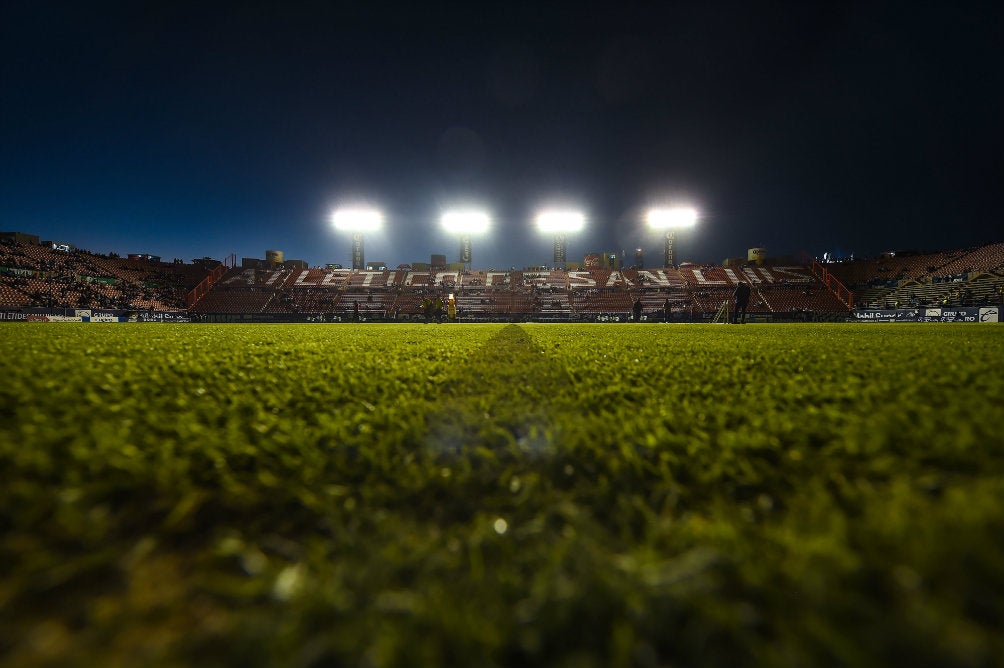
[185,253,236,308]
[809,258,854,309]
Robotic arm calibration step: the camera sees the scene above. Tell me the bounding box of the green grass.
[1,322,1002,667]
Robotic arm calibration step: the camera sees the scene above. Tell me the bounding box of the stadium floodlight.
[646,207,698,268]
[645,207,698,230]
[535,209,586,267]
[440,210,490,266]
[331,207,384,269]
[331,208,384,232]
[535,210,586,234]
[440,210,490,235]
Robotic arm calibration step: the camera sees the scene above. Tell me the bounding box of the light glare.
[440,211,491,234]
[331,208,384,232]
[535,210,586,233]
[646,207,698,229]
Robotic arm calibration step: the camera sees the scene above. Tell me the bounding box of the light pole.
[535,210,585,268]
[440,210,490,269]
[646,207,698,268]
[331,207,384,270]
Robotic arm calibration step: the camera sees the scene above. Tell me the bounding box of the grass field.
[1,322,1002,667]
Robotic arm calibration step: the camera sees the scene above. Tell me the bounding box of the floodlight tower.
[331,207,383,270]
[535,210,585,268]
[440,210,490,269]
[646,207,698,268]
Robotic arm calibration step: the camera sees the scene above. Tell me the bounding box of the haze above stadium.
[1,1,1001,269]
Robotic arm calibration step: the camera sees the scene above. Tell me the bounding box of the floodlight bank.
[440,211,491,234]
[535,211,586,233]
[331,209,384,231]
[646,208,698,229]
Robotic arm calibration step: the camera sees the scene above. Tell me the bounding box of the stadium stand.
[827,242,1004,309]
[7,233,1001,321]
[180,262,859,322]
[1,236,211,310]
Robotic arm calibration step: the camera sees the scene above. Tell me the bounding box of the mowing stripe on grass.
[426,324,571,456]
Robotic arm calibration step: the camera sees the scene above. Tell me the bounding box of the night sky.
[2,1,1001,269]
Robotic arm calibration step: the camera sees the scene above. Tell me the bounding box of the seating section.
[188,289,274,314]
[335,291,398,318]
[757,284,847,313]
[826,243,1004,308]
[574,290,634,314]
[932,242,1004,277]
[535,291,573,317]
[519,270,568,289]
[454,291,513,318]
[0,239,211,310]
[0,282,31,307]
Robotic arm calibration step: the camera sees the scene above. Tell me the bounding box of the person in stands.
[633,299,643,322]
[733,281,751,324]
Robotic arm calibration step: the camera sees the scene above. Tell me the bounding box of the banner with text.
[0,308,190,323]
[851,307,998,323]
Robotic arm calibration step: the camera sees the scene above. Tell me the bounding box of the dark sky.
[2,1,1001,268]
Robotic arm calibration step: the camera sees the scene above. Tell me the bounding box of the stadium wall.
[187,310,850,324]
[6,307,992,323]
[850,307,999,323]
[0,307,190,322]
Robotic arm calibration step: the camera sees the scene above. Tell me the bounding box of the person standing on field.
[434,295,445,323]
[733,281,751,324]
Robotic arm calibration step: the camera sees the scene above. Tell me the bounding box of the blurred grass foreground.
[1,322,1002,667]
